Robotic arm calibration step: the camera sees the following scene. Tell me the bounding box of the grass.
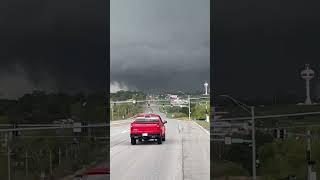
[0,133,109,180]
[212,160,249,177]
[165,112,188,119]
[195,120,210,131]
[0,156,7,178]
[163,110,210,130]
[0,116,10,123]
[111,109,144,121]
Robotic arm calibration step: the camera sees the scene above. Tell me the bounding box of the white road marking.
[111,121,131,126]
[121,130,129,134]
[111,130,129,137]
[192,121,210,135]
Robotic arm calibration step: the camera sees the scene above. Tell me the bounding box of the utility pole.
[218,95,256,180]
[111,103,113,121]
[307,130,312,180]
[188,95,191,120]
[117,106,119,120]
[58,147,61,165]
[65,146,68,160]
[251,106,256,180]
[206,100,209,122]
[49,150,52,175]
[7,134,10,180]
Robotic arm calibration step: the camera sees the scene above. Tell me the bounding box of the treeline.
[0,90,106,124]
[161,102,210,120]
[110,90,146,120]
[110,90,146,101]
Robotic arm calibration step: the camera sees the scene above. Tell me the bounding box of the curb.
[192,121,210,135]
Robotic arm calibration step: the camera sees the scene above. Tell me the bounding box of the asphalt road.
[110,109,210,180]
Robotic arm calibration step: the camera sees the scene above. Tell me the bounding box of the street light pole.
[307,130,312,180]
[206,100,209,122]
[188,95,191,120]
[218,95,256,180]
[25,151,28,176]
[49,150,52,176]
[251,106,256,180]
[7,134,10,180]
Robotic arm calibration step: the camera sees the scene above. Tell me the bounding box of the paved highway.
[110,108,210,180]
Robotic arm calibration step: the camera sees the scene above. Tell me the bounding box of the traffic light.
[279,128,286,139]
[308,160,316,165]
[307,150,311,162]
[82,121,88,134]
[0,134,7,153]
[306,150,316,165]
[256,159,260,168]
[256,153,260,168]
[273,129,278,138]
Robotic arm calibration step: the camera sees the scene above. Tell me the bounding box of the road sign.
[224,136,232,145]
[232,138,252,144]
[222,137,253,144]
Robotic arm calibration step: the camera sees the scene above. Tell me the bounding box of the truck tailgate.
[132,123,160,133]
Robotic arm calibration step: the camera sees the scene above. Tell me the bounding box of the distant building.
[169,95,178,99]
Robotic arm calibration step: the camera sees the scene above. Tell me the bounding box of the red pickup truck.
[130,113,167,145]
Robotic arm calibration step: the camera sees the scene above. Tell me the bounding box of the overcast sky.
[0,0,107,99]
[110,0,210,93]
[213,0,320,100]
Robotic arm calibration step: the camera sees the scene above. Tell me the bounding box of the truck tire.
[131,138,136,145]
[162,134,166,141]
[157,137,162,144]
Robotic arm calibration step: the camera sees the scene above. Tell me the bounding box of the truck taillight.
[156,124,160,127]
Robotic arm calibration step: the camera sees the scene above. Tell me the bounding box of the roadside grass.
[163,111,210,130]
[110,118,131,121]
[0,135,109,180]
[195,120,210,131]
[111,107,144,121]
[212,160,249,177]
[0,116,10,123]
[165,112,188,120]
[0,156,7,178]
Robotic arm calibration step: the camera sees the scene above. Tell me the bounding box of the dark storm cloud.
[0,0,107,99]
[110,0,210,93]
[213,0,320,100]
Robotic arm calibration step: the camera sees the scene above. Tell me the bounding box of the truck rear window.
[135,116,159,123]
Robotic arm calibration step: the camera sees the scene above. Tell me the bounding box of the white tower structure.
[204,81,209,95]
[301,64,315,105]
